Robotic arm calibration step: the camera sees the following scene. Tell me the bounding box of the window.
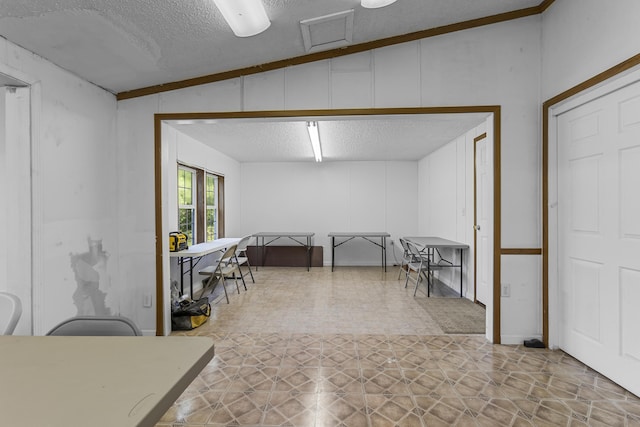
[178,166,196,245]
[205,173,218,241]
[178,164,224,244]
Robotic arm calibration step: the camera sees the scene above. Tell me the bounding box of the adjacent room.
[2,0,640,426]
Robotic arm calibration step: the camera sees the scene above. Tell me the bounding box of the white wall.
[241,161,418,266]
[541,0,640,101]
[417,120,489,300]
[172,127,242,236]
[0,38,119,335]
[118,16,543,337]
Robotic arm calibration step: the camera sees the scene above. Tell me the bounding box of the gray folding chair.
[46,315,142,336]
[397,238,413,280]
[0,292,22,335]
[404,241,442,297]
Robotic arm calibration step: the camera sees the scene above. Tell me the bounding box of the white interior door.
[557,78,640,396]
[475,135,490,306]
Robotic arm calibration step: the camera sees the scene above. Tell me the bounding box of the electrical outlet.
[143,293,153,307]
[502,284,511,297]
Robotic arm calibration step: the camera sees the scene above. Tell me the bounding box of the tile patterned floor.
[158,267,640,426]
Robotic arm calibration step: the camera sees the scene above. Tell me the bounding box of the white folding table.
[169,237,240,296]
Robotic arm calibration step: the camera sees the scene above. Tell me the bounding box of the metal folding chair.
[404,241,442,297]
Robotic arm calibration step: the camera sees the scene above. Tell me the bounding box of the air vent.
[300,9,354,53]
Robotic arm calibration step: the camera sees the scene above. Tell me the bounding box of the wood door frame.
[473,132,488,304]
[543,53,640,348]
[154,106,502,340]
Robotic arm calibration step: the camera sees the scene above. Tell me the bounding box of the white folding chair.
[0,292,22,335]
[199,244,244,303]
[234,235,255,283]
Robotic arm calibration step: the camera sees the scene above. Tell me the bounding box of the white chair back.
[0,292,22,335]
[236,235,253,251]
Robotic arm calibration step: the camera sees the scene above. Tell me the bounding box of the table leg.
[307,236,311,271]
[427,254,431,297]
[380,236,387,273]
[460,248,463,297]
[331,236,335,272]
[179,258,184,295]
[189,257,194,298]
[261,236,264,269]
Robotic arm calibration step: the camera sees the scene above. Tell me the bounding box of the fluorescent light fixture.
[213,0,270,37]
[361,0,397,8]
[306,121,323,162]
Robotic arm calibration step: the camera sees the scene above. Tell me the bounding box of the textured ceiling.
[0,1,530,162]
[0,0,541,94]
[168,114,490,163]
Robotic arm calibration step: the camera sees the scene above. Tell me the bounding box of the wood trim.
[493,110,501,344]
[218,176,225,238]
[117,1,554,101]
[474,133,488,142]
[155,106,499,121]
[501,248,542,255]
[196,169,205,243]
[154,116,164,336]
[154,105,502,341]
[473,132,488,303]
[542,52,640,349]
[538,0,556,12]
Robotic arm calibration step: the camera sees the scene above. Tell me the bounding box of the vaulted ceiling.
[0,1,545,162]
[1,0,543,95]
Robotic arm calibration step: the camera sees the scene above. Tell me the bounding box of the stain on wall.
[70,237,111,316]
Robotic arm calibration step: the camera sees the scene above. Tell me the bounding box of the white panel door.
[475,135,491,306]
[558,79,640,396]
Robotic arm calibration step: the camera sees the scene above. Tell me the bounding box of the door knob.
[474,225,481,231]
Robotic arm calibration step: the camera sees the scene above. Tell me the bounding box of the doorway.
[154,107,502,339]
[0,79,31,335]
[474,132,491,307]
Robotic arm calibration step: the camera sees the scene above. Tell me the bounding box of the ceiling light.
[307,122,323,162]
[213,0,270,37]
[361,0,397,8]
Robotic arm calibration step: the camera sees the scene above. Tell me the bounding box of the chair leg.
[221,277,230,304]
[245,259,255,283]
[232,273,240,294]
[234,255,249,290]
[239,269,247,291]
[236,264,246,288]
